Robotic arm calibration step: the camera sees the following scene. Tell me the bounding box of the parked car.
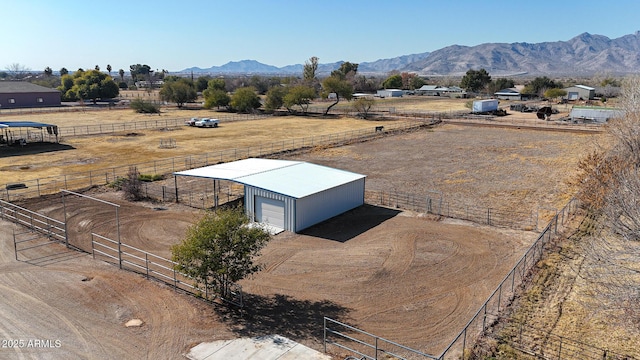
[185,117,199,126]
[194,118,219,128]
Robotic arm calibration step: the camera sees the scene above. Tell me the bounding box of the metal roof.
[174,158,366,199]
[574,84,595,91]
[0,81,61,93]
[0,121,57,128]
[495,88,520,95]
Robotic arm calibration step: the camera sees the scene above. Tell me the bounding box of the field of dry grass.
[0,112,400,184]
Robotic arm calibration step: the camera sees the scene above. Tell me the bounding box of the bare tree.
[122,167,144,201]
[576,75,640,326]
[303,56,318,83]
[6,63,31,79]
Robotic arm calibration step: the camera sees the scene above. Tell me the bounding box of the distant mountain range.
[179,32,640,76]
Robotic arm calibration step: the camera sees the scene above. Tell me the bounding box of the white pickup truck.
[194,118,219,128]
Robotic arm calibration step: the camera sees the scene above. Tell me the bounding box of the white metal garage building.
[174,158,366,233]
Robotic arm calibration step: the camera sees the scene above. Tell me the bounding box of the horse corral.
[0,113,598,358]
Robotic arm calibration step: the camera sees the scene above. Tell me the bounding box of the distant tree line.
[2,59,625,114]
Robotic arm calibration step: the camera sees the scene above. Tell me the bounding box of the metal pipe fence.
[0,199,66,245]
[56,113,268,137]
[90,233,243,307]
[324,198,581,360]
[324,317,438,360]
[1,120,430,202]
[436,198,579,360]
[365,190,536,231]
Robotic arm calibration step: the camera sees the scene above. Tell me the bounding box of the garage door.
[568,92,579,100]
[255,196,285,230]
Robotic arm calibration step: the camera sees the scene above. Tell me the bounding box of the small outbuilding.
[569,106,622,123]
[494,88,523,100]
[174,158,366,233]
[0,81,61,109]
[564,85,595,100]
[376,89,403,98]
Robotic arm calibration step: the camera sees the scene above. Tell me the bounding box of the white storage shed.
[174,158,366,233]
[376,89,403,98]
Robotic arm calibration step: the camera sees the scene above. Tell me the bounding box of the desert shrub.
[107,177,126,190]
[138,173,164,182]
[130,98,160,114]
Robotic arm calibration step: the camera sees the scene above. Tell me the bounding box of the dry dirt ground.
[0,117,602,359]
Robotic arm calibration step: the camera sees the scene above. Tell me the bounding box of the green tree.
[544,88,567,102]
[196,76,212,92]
[130,98,160,113]
[160,78,197,107]
[322,75,353,115]
[171,207,271,299]
[460,68,491,93]
[409,75,426,90]
[203,89,230,109]
[95,65,100,71]
[230,87,261,113]
[58,74,76,100]
[283,85,316,113]
[59,67,69,76]
[71,69,119,104]
[129,64,152,81]
[264,85,287,112]
[44,67,53,77]
[106,64,112,76]
[382,74,403,89]
[249,75,269,95]
[338,61,358,78]
[488,78,515,94]
[352,97,375,119]
[118,68,125,82]
[208,78,226,91]
[521,76,563,96]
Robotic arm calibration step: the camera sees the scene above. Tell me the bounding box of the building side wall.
[0,92,61,109]
[295,178,365,232]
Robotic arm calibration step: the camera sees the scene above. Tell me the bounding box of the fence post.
[173,268,177,291]
[558,337,563,359]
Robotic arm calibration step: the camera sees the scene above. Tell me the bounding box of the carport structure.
[174,158,366,233]
[0,120,59,146]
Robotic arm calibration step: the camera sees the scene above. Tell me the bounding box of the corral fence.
[55,113,267,138]
[324,317,438,360]
[324,198,581,360]
[1,120,432,202]
[365,190,537,231]
[0,199,67,246]
[90,232,243,307]
[496,322,635,360]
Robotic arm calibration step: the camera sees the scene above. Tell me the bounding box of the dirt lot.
[0,109,602,359]
[5,193,538,358]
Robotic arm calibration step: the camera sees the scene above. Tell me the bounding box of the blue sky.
[2,0,639,73]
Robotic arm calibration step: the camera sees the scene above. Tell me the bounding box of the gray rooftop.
[0,81,60,94]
